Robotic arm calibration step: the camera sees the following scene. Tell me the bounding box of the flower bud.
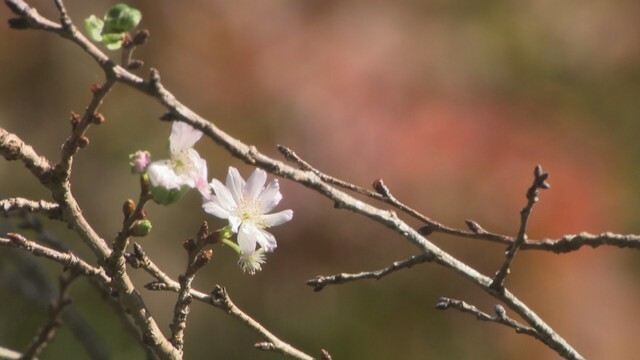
[91,113,105,125]
[78,136,90,148]
[123,199,135,219]
[129,151,151,174]
[130,219,152,237]
[127,59,144,70]
[133,29,150,46]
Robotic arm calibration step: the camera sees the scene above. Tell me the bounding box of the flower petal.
[169,122,203,153]
[228,215,242,233]
[262,209,293,227]
[255,228,277,252]
[191,154,208,192]
[226,167,245,205]
[147,160,182,189]
[237,224,258,253]
[258,179,283,213]
[239,224,277,252]
[202,197,231,219]
[210,178,237,211]
[244,168,267,201]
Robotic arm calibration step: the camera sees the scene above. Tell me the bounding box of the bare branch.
[307,252,434,292]
[169,223,214,353]
[526,232,640,253]
[491,165,549,289]
[22,273,77,359]
[210,286,314,360]
[0,128,53,182]
[1,198,61,219]
[132,243,315,360]
[435,297,543,341]
[0,346,21,360]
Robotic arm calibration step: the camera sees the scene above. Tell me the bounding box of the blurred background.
[2,1,640,359]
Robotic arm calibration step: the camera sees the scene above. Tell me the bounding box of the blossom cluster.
[132,122,292,274]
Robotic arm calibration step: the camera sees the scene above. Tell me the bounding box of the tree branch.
[307,252,434,292]
[0,198,61,219]
[435,297,543,341]
[0,233,111,284]
[491,165,549,289]
[22,272,77,359]
[130,243,316,360]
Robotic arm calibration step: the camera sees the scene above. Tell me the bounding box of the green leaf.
[84,15,104,42]
[102,3,142,34]
[101,33,125,50]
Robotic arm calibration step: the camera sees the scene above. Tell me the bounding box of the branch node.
[371,178,391,197]
[255,342,276,351]
[465,219,484,234]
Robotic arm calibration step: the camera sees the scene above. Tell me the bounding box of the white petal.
[170,122,203,153]
[238,224,258,254]
[262,210,293,227]
[199,183,212,202]
[226,167,245,205]
[147,160,182,189]
[193,157,209,194]
[255,228,277,252]
[210,178,237,211]
[229,215,242,233]
[258,179,282,213]
[244,168,267,201]
[202,198,231,219]
[239,225,277,252]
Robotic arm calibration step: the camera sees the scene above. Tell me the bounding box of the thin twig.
[169,223,214,352]
[277,146,640,256]
[22,272,77,359]
[211,286,314,360]
[0,198,61,219]
[491,165,549,289]
[307,252,434,292]
[0,232,110,359]
[1,233,111,284]
[435,297,543,341]
[56,78,114,181]
[132,243,315,360]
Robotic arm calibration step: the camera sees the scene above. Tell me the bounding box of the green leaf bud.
[102,4,142,34]
[85,15,104,42]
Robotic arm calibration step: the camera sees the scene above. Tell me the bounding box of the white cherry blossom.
[146,122,208,204]
[203,167,293,272]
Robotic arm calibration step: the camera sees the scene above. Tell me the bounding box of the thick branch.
[0,128,53,183]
